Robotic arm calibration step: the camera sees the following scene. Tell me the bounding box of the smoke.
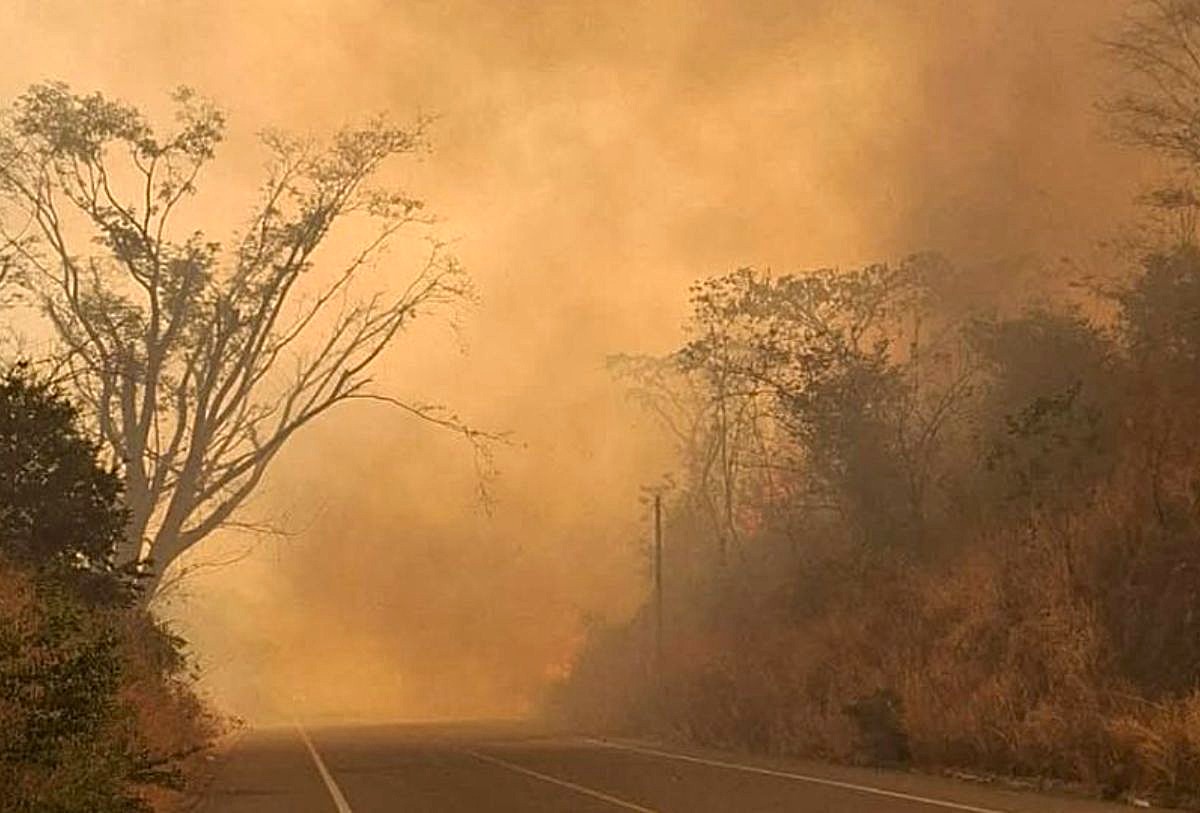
[0,0,1154,721]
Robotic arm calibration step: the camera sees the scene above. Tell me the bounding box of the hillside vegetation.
[554,4,1200,806]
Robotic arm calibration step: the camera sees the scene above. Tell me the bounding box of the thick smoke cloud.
[0,0,1151,720]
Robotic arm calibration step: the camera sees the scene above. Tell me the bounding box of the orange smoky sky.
[0,0,1151,720]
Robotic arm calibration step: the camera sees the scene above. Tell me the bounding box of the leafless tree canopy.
[1106,0,1200,164]
[0,82,476,598]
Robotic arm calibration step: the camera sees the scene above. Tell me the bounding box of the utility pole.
[654,492,663,679]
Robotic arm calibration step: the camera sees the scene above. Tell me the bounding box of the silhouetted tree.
[1106,0,1200,166]
[1105,0,1200,241]
[0,83,480,600]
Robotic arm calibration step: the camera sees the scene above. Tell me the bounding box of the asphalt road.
[198,721,1139,812]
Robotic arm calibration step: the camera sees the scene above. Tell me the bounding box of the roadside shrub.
[0,557,216,812]
[0,368,216,811]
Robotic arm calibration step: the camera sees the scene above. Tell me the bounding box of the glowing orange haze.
[0,0,1147,720]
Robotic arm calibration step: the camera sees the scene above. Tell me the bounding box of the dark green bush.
[0,367,215,811]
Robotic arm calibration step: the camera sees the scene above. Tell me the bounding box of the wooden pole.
[654,493,663,678]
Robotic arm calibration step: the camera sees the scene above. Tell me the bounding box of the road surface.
[198,721,1138,812]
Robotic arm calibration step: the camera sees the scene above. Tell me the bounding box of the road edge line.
[295,722,354,813]
[466,748,659,812]
[584,738,1006,813]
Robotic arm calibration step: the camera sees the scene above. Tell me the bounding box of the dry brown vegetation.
[0,557,219,813]
[552,4,1200,806]
[553,262,1200,806]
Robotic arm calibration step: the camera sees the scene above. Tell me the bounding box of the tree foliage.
[0,366,127,573]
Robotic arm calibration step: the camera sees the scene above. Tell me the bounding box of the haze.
[0,0,1146,722]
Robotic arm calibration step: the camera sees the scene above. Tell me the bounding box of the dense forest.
[553,2,1200,807]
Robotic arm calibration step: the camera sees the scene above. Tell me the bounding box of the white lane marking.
[585,739,1007,813]
[466,749,659,812]
[295,723,354,813]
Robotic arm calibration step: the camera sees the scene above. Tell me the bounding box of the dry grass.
[554,471,1200,807]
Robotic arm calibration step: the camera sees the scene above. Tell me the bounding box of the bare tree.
[0,82,482,600]
[1105,0,1200,163]
[1103,0,1200,241]
[608,352,744,562]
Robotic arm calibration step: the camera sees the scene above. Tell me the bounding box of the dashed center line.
[466,748,659,812]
